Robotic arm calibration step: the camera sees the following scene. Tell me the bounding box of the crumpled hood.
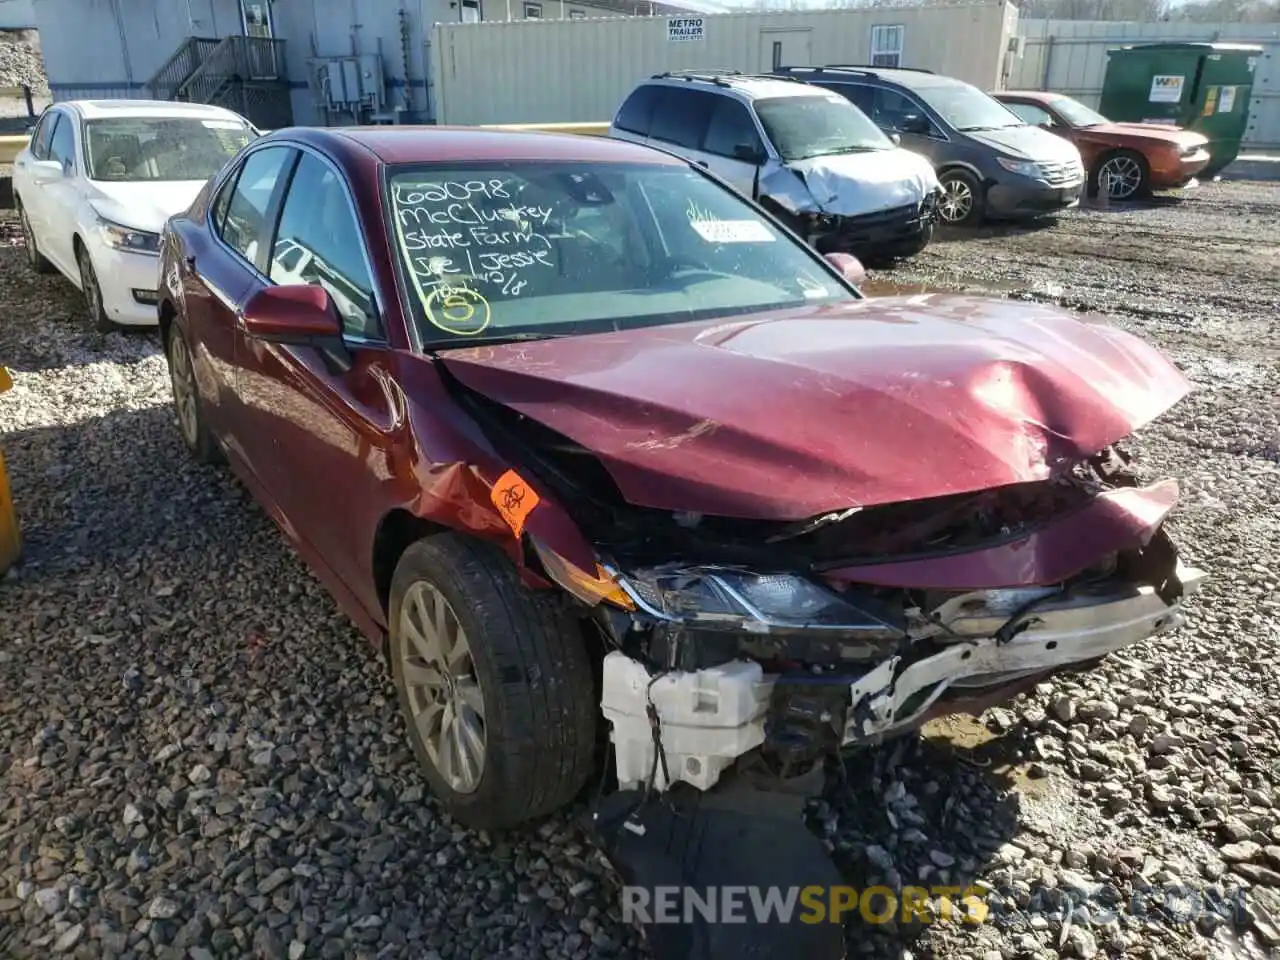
[86,180,206,233]
[439,294,1190,521]
[786,147,940,217]
[969,125,1081,164]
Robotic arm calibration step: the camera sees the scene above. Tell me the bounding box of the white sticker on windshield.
[690,219,775,243]
[202,119,246,129]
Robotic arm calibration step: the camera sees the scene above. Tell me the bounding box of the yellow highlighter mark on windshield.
[423,284,492,337]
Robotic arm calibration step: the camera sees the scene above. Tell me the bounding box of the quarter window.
[48,114,76,174]
[870,24,904,69]
[614,85,660,136]
[269,153,378,339]
[218,146,294,265]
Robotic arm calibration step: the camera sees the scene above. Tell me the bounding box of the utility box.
[1098,42,1264,179]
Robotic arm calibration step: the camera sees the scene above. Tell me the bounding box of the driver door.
[872,88,945,165]
[700,98,766,199]
[234,148,396,600]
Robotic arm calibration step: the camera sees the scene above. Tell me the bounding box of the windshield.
[754,94,893,161]
[386,162,856,347]
[1050,96,1110,128]
[85,117,255,182]
[919,83,1025,132]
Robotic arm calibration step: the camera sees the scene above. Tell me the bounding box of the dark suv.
[774,65,1087,226]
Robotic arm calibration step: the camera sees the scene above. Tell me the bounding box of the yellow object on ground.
[0,366,20,574]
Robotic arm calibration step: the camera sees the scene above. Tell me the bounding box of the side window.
[649,88,715,150]
[210,171,238,235]
[703,99,763,160]
[269,153,379,339]
[1005,101,1054,127]
[30,111,57,160]
[873,88,939,136]
[219,146,294,265]
[826,82,874,115]
[614,85,659,136]
[48,114,76,173]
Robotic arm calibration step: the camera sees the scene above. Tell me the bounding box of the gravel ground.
[1,181,1278,960]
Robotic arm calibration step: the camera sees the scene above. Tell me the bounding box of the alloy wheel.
[938,178,974,223]
[1099,155,1143,200]
[168,332,200,448]
[79,252,103,325]
[398,580,487,794]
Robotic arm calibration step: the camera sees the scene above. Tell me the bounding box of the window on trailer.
[524,2,542,17]
[569,8,585,17]
[461,0,481,21]
[870,25,904,68]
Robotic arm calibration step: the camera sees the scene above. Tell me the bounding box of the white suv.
[609,71,942,261]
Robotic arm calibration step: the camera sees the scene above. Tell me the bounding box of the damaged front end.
[526,439,1203,959]
[431,301,1204,960]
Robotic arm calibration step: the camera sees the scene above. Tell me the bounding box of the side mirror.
[890,133,902,146]
[732,143,764,163]
[28,159,65,183]
[241,284,353,374]
[823,251,865,288]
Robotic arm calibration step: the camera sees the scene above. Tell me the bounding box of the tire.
[17,201,55,275]
[1091,149,1150,202]
[165,322,220,463]
[76,244,116,332]
[936,169,984,227]
[388,533,597,831]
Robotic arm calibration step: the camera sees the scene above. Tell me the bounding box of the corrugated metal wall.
[0,0,36,30]
[430,2,1017,126]
[1010,19,1279,150]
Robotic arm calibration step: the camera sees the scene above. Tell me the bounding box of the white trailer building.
[430,0,1022,126]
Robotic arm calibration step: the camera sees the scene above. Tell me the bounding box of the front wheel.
[936,169,984,227]
[1091,149,1149,201]
[388,533,597,831]
[76,245,116,333]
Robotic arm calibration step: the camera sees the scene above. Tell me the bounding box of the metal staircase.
[146,36,293,130]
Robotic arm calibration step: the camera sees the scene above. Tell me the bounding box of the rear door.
[647,86,716,168]
[234,147,394,599]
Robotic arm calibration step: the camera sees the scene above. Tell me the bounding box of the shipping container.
[430,0,1020,126]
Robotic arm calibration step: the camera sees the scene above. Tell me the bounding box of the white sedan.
[13,99,257,331]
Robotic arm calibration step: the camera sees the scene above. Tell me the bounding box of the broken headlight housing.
[614,566,899,635]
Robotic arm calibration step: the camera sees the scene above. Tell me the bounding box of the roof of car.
[783,66,960,89]
[995,90,1065,102]
[61,99,250,122]
[644,72,820,101]
[309,125,686,165]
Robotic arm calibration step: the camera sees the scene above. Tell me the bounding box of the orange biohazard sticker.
[490,469,540,538]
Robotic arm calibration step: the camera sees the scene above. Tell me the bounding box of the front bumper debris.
[808,192,938,254]
[599,562,1204,795]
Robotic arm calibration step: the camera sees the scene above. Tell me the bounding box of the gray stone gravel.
[1,181,1278,960]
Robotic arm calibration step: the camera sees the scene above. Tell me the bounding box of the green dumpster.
[1098,41,1264,179]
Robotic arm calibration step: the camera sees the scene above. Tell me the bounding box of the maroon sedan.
[158,126,1202,914]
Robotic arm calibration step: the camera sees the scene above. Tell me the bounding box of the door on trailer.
[240,0,278,78]
[760,30,812,73]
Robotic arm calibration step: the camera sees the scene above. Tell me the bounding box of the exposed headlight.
[96,217,160,255]
[996,157,1042,179]
[615,565,900,635]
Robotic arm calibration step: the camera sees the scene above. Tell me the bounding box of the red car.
[159,126,1202,952]
[993,91,1211,200]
